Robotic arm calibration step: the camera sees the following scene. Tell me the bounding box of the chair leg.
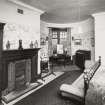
[50,65,56,76]
[49,63,56,76]
[51,71,56,76]
[40,77,45,82]
[0,91,3,105]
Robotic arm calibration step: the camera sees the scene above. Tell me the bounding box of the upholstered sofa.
[85,65,105,105]
[59,59,101,103]
[60,73,84,101]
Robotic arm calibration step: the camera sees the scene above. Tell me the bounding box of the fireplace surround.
[1,48,40,96]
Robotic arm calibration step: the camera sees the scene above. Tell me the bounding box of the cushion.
[85,60,94,69]
[60,84,84,98]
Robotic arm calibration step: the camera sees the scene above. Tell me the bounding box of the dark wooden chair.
[40,56,49,73]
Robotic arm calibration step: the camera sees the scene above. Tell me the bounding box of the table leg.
[0,91,3,105]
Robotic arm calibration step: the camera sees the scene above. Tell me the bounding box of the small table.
[49,54,71,69]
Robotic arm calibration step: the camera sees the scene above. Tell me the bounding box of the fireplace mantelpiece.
[2,48,40,90]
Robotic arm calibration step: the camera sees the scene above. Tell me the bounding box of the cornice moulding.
[8,0,44,15]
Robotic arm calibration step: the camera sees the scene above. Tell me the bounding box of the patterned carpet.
[15,70,82,105]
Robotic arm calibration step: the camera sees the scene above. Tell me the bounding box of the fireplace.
[1,48,40,96]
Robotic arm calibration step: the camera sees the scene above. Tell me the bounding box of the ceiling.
[19,0,105,23]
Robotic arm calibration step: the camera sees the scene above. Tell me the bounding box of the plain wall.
[93,12,105,66]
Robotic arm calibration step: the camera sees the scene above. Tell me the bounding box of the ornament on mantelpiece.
[18,39,23,50]
[34,40,38,48]
[30,41,34,48]
[6,40,10,50]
